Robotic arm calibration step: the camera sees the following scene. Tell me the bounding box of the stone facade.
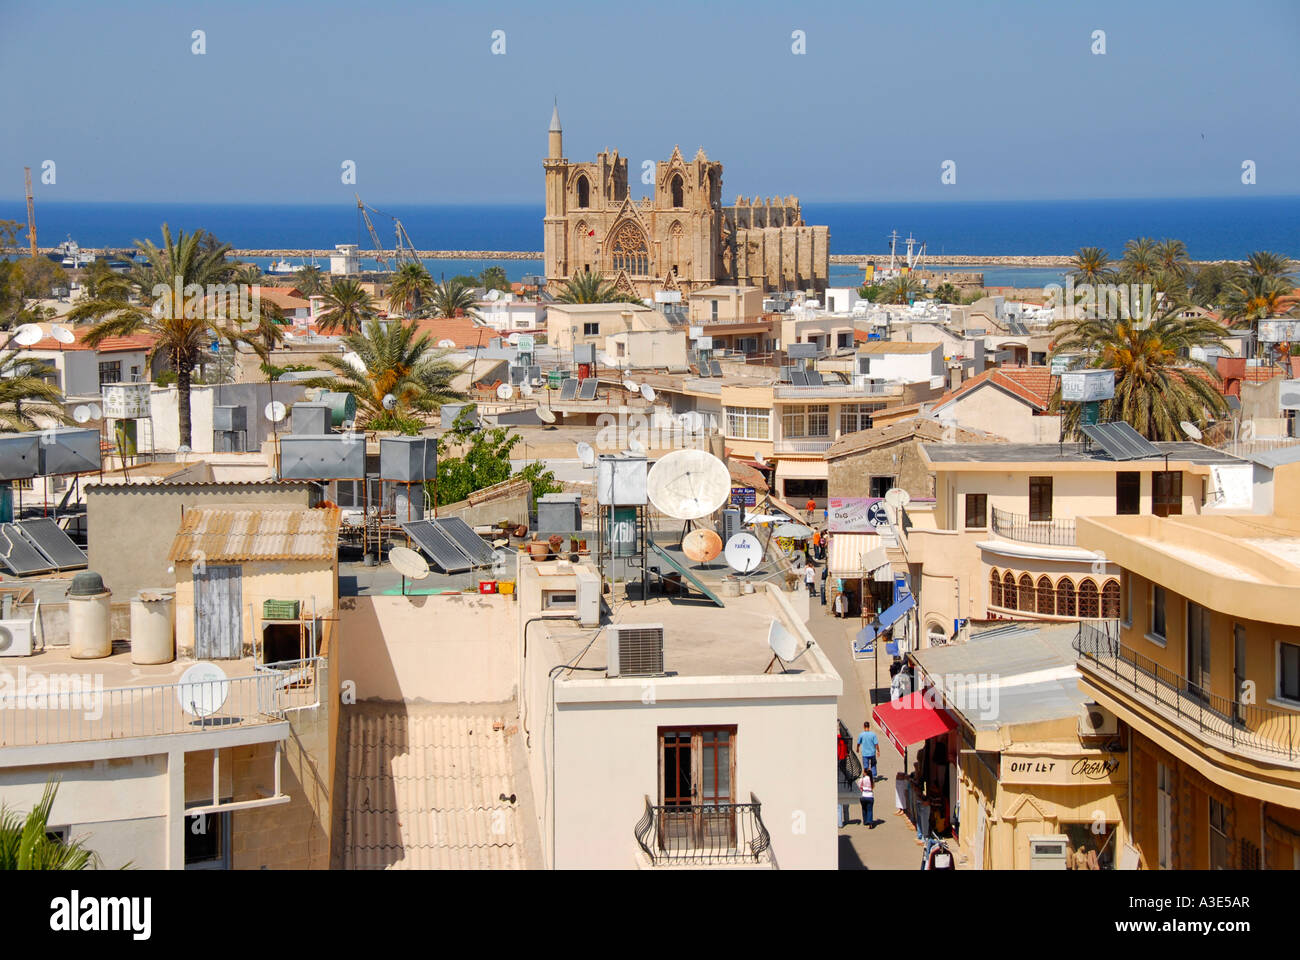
[543,106,828,299]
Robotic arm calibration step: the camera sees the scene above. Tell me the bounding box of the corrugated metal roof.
[341,707,525,870]
[168,506,339,563]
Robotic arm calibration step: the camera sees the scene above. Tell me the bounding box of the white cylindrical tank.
[130,589,175,665]
[67,571,112,659]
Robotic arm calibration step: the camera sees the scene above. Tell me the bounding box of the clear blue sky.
[4,0,1299,204]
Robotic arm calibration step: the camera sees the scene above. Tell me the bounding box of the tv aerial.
[646,449,731,521]
[389,545,430,596]
[177,662,230,719]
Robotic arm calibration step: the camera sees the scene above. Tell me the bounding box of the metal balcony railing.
[774,437,834,454]
[0,658,321,748]
[990,507,1077,546]
[1074,623,1300,762]
[635,794,772,865]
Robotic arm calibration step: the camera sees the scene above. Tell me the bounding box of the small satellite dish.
[576,441,596,466]
[73,405,92,423]
[264,400,288,423]
[682,528,723,564]
[389,546,430,580]
[646,449,732,521]
[13,324,43,346]
[884,487,912,510]
[507,332,521,345]
[623,379,639,392]
[537,406,556,424]
[640,383,656,403]
[177,662,230,718]
[50,324,75,344]
[598,352,616,367]
[496,383,514,400]
[437,338,457,349]
[382,393,397,410]
[87,402,101,420]
[1180,420,1203,441]
[767,619,801,662]
[627,434,646,455]
[725,532,764,573]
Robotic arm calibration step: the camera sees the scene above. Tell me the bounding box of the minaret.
[548,101,563,159]
[543,102,567,289]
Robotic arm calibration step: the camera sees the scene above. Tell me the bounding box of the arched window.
[1036,576,1055,615]
[667,220,685,277]
[1018,574,1035,612]
[990,569,1002,608]
[610,222,649,276]
[1057,577,1076,618]
[1079,579,1100,619]
[670,173,684,208]
[576,175,590,209]
[1102,579,1121,619]
[1003,572,1017,610]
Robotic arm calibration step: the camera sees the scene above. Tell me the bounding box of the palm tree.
[66,224,256,450]
[316,278,376,334]
[878,274,924,305]
[1068,247,1112,285]
[311,319,466,426]
[0,780,100,870]
[1049,300,1230,440]
[429,278,479,318]
[479,265,510,292]
[1243,250,1296,282]
[1118,237,1158,285]
[229,262,262,286]
[293,264,327,298]
[386,262,435,319]
[0,350,70,432]
[555,272,642,304]
[1221,272,1295,322]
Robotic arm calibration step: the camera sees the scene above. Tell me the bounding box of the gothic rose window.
[610,222,649,276]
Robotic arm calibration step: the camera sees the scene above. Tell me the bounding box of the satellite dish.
[87,402,102,420]
[640,384,656,403]
[73,404,92,424]
[1180,420,1203,441]
[682,528,723,564]
[677,411,704,432]
[627,434,646,455]
[774,522,814,539]
[520,382,534,397]
[389,546,430,580]
[599,352,617,367]
[177,662,230,718]
[264,400,288,423]
[884,487,912,510]
[12,324,43,346]
[496,383,514,400]
[283,332,295,339]
[507,332,521,345]
[342,351,365,374]
[767,619,801,662]
[646,449,732,521]
[50,324,75,344]
[623,379,639,392]
[724,532,764,572]
[437,338,457,349]
[537,406,556,424]
[576,441,596,466]
[382,393,397,410]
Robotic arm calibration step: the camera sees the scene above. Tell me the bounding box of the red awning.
[872,691,957,757]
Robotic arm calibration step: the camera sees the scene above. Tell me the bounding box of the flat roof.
[856,341,942,355]
[923,440,1243,467]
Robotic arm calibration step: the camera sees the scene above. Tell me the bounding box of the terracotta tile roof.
[932,365,1056,413]
[26,324,156,354]
[854,341,943,355]
[409,317,495,350]
[168,506,340,563]
[252,285,310,310]
[826,416,999,459]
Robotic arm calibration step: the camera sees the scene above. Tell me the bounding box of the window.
[1056,577,1076,617]
[725,406,769,440]
[1150,585,1167,643]
[1209,798,1229,870]
[711,300,719,321]
[1029,476,1053,521]
[781,404,829,439]
[1116,471,1140,515]
[990,569,1002,608]
[1078,579,1099,618]
[582,322,600,336]
[1101,580,1121,619]
[576,174,590,208]
[1157,764,1173,870]
[185,809,231,869]
[1187,601,1211,701]
[1018,574,1034,611]
[658,726,736,849]
[610,222,649,276]
[839,404,873,434]
[1003,572,1016,610]
[98,360,121,385]
[965,494,987,529]
[1280,641,1300,703]
[837,332,852,349]
[1036,576,1055,615]
[808,405,829,437]
[670,174,684,208]
[1153,471,1183,517]
[869,476,893,499]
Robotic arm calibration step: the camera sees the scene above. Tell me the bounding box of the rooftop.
[168,506,341,563]
[826,416,997,460]
[932,365,1056,413]
[922,440,1243,467]
[855,341,942,355]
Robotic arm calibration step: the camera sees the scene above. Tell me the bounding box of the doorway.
[194,564,242,660]
[658,726,736,852]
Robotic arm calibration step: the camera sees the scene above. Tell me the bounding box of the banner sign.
[828,497,888,532]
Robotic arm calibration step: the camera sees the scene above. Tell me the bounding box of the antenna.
[646,449,731,521]
[177,662,230,719]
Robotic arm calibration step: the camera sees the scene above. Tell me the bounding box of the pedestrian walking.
[803,563,817,594]
[856,721,879,781]
[858,770,875,828]
[805,497,816,522]
[833,591,847,618]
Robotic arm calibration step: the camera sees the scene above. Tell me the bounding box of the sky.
[4,0,1299,205]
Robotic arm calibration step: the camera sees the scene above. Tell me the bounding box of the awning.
[775,458,828,481]
[873,690,957,758]
[828,532,886,576]
[853,593,915,654]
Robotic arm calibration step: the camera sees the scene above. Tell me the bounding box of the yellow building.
[1075,486,1300,869]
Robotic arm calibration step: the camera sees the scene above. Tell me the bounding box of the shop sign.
[828,496,887,532]
[1000,753,1127,785]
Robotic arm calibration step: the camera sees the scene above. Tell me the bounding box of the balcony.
[774,437,834,455]
[773,383,895,399]
[1074,622,1300,764]
[635,794,773,866]
[991,507,1077,547]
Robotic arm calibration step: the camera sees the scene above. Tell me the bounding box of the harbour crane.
[24,167,37,257]
[355,194,423,271]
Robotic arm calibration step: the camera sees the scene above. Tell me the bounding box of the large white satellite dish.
[576,441,596,467]
[884,487,912,510]
[13,324,43,346]
[639,383,656,402]
[50,324,76,344]
[724,532,763,573]
[496,383,514,400]
[382,393,397,410]
[623,379,639,392]
[177,662,230,718]
[677,410,704,433]
[537,406,556,424]
[520,381,534,397]
[646,449,731,521]
[1180,420,1203,441]
[767,619,801,662]
[507,332,521,345]
[264,400,288,423]
[437,338,457,349]
[389,545,430,595]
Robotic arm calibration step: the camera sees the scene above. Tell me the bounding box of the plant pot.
[529,543,550,561]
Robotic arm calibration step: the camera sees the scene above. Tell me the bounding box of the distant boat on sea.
[268,258,299,274]
[53,235,94,268]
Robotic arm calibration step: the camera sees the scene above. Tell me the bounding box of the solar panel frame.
[1080,421,1160,461]
[791,370,809,386]
[558,378,579,401]
[577,379,599,401]
[14,518,87,570]
[709,360,722,377]
[401,520,474,573]
[806,370,825,386]
[528,364,541,381]
[0,524,57,575]
[434,517,497,565]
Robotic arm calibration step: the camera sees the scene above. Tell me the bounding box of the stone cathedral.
[542,106,829,300]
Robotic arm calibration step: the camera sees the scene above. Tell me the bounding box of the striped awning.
[827,533,888,576]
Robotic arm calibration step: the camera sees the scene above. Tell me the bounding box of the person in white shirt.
[803,564,817,594]
[858,771,875,828]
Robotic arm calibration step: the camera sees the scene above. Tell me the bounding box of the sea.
[6,196,1298,289]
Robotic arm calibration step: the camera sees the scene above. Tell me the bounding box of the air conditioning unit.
[0,619,34,657]
[1078,702,1118,737]
[574,567,601,628]
[1279,379,1300,412]
[607,623,664,678]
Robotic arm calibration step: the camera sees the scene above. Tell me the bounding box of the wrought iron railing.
[991,507,1077,546]
[635,794,772,865]
[0,658,320,748]
[1074,622,1300,762]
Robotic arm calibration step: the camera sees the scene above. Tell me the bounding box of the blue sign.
[730,486,757,506]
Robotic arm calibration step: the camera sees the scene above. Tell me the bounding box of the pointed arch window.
[1003,572,1017,610]
[990,569,1002,608]
[1057,578,1076,618]
[1018,574,1035,612]
[670,173,684,208]
[1079,579,1100,619]
[1036,576,1055,615]
[576,175,590,209]
[1101,579,1121,619]
[611,222,649,276]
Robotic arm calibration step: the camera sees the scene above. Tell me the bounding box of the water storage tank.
[318,391,358,427]
[68,571,112,659]
[130,589,175,664]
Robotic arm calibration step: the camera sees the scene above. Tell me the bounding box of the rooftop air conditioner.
[1279,379,1300,412]
[0,619,34,657]
[1078,702,1118,737]
[607,623,664,678]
